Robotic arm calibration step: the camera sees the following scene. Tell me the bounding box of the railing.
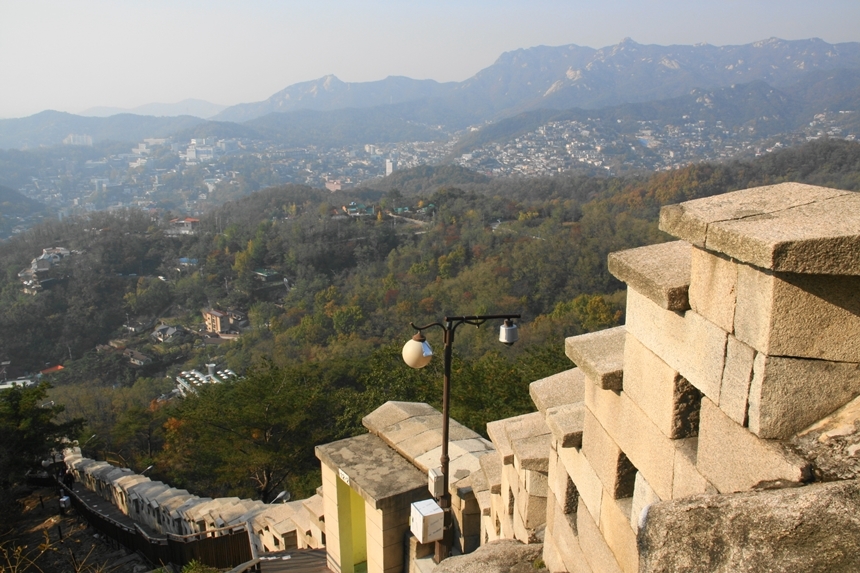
[61,483,255,570]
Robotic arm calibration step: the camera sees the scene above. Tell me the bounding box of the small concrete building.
[316,401,495,573]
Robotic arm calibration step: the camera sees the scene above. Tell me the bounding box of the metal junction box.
[410,499,444,544]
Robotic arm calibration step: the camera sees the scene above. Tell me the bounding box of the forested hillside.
[3,139,858,502]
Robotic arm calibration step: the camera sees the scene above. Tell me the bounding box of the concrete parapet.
[748,353,860,439]
[530,368,586,414]
[581,411,635,500]
[584,382,676,501]
[546,403,586,448]
[735,263,860,363]
[511,433,552,473]
[599,494,637,573]
[719,335,756,426]
[479,452,503,495]
[629,472,660,534]
[671,438,716,499]
[697,398,811,493]
[622,333,701,439]
[547,444,578,516]
[625,287,727,401]
[576,498,624,573]
[658,183,858,274]
[607,240,691,311]
[565,326,626,391]
[689,246,737,332]
[557,444,603,526]
[487,412,543,465]
[545,492,593,573]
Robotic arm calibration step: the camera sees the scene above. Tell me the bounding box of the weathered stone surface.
[639,480,860,573]
[479,452,503,495]
[522,468,549,497]
[576,498,624,573]
[530,368,586,414]
[697,398,811,493]
[557,444,604,525]
[545,403,586,448]
[516,487,548,529]
[625,288,727,401]
[734,264,860,362]
[363,401,438,433]
[689,247,737,332]
[541,530,566,573]
[793,395,860,481]
[630,472,660,533]
[432,539,546,573]
[545,504,593,573]
[607,241,691,311]
[599,495,637,573]
[748,353,860,439]
[315,433,428,511]
[671,437,716,499]
[487,412,540,464]
[719,335,755,426]
[706,192,860,275]
[505,412,551,445]
[622,333,701,439]
[565,326,626,391]
[584,382,676,500]
[658,182,852,253]
[582,411,635,499]
[512,433,552,473]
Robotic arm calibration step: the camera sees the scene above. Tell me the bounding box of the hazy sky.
[2,0,859,118]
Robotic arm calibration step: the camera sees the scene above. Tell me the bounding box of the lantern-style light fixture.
[402,332,434,369]
[401,313,520,563]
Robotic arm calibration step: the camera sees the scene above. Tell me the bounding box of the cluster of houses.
[175,364,238,396]
[17,247,75,295]
[202,308,247,338]
[105,307,247,369]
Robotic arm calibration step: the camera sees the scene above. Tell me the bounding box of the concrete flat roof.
[316,433,428,511]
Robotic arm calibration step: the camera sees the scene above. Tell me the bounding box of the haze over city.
[3,0,860,119]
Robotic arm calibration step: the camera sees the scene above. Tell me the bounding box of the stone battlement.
[476,183,860,573]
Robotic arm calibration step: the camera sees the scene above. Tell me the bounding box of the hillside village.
[57,183,860,573]
[6,106,854,231]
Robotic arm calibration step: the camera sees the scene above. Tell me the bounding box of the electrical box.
[410,499,444,544]
[428,467,444,498]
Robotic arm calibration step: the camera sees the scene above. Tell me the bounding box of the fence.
[61,483,255,570]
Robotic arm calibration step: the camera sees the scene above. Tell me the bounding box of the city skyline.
[2,0,860,119]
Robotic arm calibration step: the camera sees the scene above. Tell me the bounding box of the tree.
[159,361,333,501]
[0,382,83,487]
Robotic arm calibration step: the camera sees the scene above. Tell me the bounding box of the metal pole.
[407,313,520,564]
[436,320,454,563]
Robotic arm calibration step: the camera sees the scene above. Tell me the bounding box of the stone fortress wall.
[63,449,326,556]
[479,182,860,573]
[65,182,860,572]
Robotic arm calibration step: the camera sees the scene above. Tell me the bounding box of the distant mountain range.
[452,68,860,155]
[0,112,205,150]
[213,37,860,122]
[80,99,227,119]
[1,37,860,150]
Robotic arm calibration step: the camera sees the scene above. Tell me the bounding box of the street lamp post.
[402,314,520,563]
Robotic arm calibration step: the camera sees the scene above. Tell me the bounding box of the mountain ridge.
[80,99,227,119]
[213,37,860,122]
